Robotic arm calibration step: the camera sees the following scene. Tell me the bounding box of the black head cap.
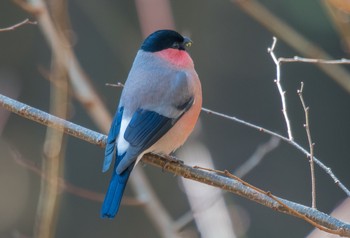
[141,30,192,52]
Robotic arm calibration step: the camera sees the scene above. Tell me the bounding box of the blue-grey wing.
[116,97,193,174]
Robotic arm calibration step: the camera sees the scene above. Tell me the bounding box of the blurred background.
[1,0,350,237]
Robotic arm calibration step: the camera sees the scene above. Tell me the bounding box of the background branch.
[10,147,143,205]
[1,94,350,236]
[234,0,350,93]
[202,107,350,197]
[0,18,36,32]
[233,137,280,178]
[2,1,349,237]
[13,1,177,236]
[32,2,70,235]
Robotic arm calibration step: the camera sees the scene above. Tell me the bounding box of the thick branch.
[1,94,350,236]
[0,94,105,147]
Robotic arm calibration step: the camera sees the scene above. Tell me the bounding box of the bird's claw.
[157,153,184,172]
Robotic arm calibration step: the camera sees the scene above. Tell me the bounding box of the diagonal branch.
[10,147,143,205]
[0,18,37,32]
[202,107,350,197]
[1,94,350,237]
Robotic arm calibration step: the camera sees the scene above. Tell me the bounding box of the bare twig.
[0,18,37,32]
[268,37,294,140]
[234,137,280,178]
[234,0,350,93]
[10,147,143,205]
[279,57,350,64]
[176,137,279,235]
[201,107,284,139]
[201,107,350,197]
[195,167,345,236]
[1,94,350,236]
[105,82,124,88]
[269,38,317,208]
[298,82,317,209]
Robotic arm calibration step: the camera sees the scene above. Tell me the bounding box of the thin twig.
[146,158,350,237]
[268,37,294,140]
[298,82,317,209]
[0,18,37,32]
[234,137,280,178]
[270,38,318,208]
[201,107,350,196]
[195,167,345,236]
[234,0,350,93]
[105,82,124,87]
[10,147,143,205]
[1,94,350,236]
[279,57,350,64]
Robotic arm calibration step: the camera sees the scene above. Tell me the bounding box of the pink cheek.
[156,49,193,67]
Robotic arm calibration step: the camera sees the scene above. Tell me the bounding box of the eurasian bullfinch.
[101,29,202,218]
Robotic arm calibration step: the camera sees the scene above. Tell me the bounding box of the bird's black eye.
[171,42,180,49]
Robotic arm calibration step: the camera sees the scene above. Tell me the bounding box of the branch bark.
[1,94,350,237]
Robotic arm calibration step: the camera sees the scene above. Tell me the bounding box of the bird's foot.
[165,154,184,164]
[156,153,184,172]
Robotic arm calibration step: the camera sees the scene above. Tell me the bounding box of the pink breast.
[155,49,194,68]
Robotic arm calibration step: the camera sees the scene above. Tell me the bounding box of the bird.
[101,29,202,218]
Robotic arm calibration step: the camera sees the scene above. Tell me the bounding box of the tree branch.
[0,18,36,32]
[233,137,280,178]
[14,1,178,236]
[10,147,143,206]
[202,107,350,197]
[298,82,317,209]
[234,0,350,94]
[268,37,294,140]
[1,94,350,236]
